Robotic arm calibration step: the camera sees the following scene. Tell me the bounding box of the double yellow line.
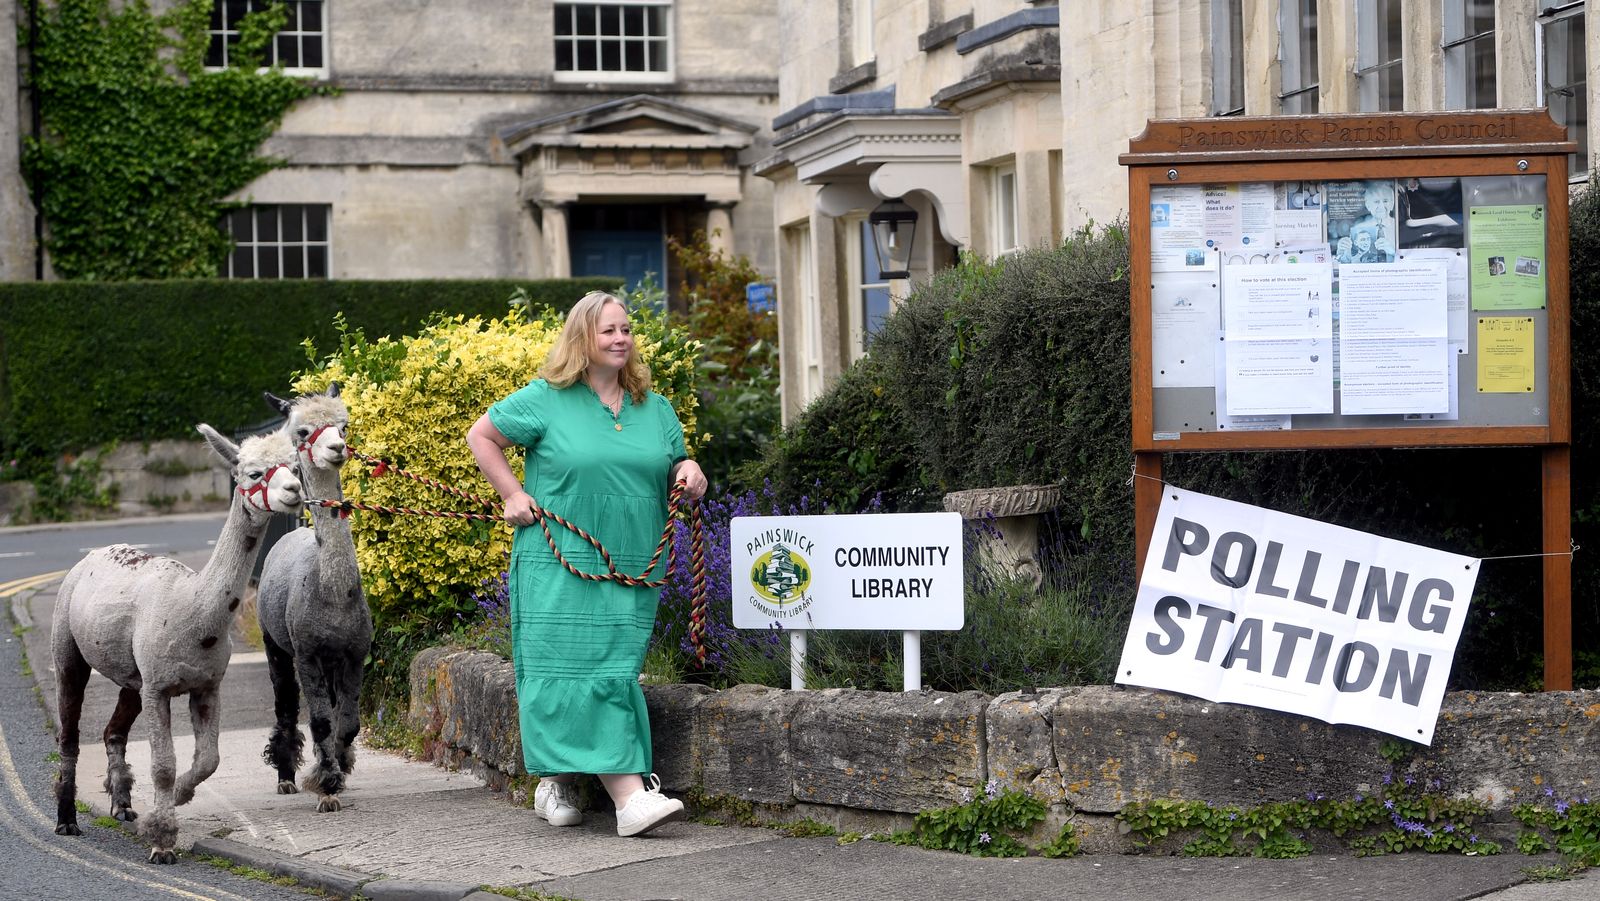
[0,571,67,599]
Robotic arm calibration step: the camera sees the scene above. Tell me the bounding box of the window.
[1443,0,1495,109]
[1539,2,1588,179]
[222,205,330,279]
[852,0,875,66]
[992,165,1019,257]
[206,1,325,75]
[1355,0,1403,111]
[554,1,673,81]
[849,219,891,358]
[794,225,824,404]
[1211,0,1245,116]
[1279,0,1319,114]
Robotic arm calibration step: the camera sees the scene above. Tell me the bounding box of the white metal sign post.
[730,512,965,691]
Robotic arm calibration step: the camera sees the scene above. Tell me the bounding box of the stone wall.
[409,646,1600,849]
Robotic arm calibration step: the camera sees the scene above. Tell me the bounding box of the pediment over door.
[502,95,759,205]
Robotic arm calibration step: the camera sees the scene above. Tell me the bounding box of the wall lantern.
[868,198,918,280]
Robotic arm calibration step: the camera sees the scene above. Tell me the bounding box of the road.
[0,513,310,900]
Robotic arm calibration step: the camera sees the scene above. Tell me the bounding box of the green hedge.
[0,277,622,458]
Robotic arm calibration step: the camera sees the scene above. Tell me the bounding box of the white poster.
[1338,261,1451,415]
[1221,263,1335,415]
[1152,272,1220,388]
[730,513,964,630]
[1214,331,1291,431]
[1151,185,1217,272]
[1116,487,1479,744]
[1400,247,1471,354]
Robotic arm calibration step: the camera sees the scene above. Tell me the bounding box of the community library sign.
[1116,487,1479,743]
[730,513,963,630]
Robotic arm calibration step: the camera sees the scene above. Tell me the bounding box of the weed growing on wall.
[24,0,318,279]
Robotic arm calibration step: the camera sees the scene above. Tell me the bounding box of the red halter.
[298,424,343,457]
[238,464,287,512]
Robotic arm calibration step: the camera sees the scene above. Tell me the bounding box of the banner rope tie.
[1125,464,1578,561]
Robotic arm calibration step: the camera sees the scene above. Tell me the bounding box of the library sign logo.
[750,543,812,605]
[743,528,815,619]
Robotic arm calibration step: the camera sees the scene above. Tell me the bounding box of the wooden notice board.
[1119,110,1575,689]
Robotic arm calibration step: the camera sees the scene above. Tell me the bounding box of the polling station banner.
[730,512,964,630]
[1116,486,1479,744]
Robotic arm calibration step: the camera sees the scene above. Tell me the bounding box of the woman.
[466,291,708,837]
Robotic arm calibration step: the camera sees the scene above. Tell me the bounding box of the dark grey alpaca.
[256,383,372,812]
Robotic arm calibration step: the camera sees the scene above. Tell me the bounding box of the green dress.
[488,378,686,776]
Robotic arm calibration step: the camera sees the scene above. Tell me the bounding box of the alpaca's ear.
[264,391,293,416]
[196,424,239,468]
[326,381,341,398]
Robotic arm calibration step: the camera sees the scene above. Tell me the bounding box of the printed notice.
[1151,185,1216,272]
[1399,248,1469,354]
[1221,263,1335,415]
[1338,262,1450,415]
[1152,272,1220,387]
[1469,205,1546,310]
[1476,317,1537,393]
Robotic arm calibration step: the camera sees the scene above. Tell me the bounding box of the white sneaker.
[615,774,685,837]
[533,778,583,827]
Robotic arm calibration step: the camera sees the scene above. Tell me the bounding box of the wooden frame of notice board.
[1120,110,1576,690]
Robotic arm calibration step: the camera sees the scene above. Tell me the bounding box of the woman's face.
[588,301,634,374]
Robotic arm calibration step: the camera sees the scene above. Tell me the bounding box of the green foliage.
[750,357,933,514]
[0,277,623,465]
[779,818,838,838]
[1036,821,1082,859]
[24,0,316,280]
[873,229,1133,535]
[890,787,1046,858]
[24,448,118,523]
[1517,831,1552,855]
[1514,796,1600,866]
[667,231,780,492]
[1119,782,1500,860]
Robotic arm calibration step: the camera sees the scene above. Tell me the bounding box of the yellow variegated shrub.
[294,307,703,651]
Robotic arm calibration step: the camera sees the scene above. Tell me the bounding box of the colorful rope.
[325,448,710,663]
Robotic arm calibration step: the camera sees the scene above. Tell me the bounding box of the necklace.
[592,382,624,428]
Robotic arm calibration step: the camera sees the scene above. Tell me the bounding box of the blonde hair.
[540,291,652,402]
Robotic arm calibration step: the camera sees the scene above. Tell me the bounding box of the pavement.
[3,517,1598,900]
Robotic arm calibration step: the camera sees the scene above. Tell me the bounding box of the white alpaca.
[52,426,304,863]
[256,384,372,812]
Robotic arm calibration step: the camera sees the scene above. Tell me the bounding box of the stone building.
[763,0,1598,421]
[2,0,780,294]
[757,0,1063,420]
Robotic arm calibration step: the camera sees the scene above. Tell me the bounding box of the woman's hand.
[502,490,537,526]
[673,460,708,500]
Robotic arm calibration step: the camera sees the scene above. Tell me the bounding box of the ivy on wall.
[23,0,318,279]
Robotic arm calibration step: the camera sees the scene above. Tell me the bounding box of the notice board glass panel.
[1147,174,1550,438]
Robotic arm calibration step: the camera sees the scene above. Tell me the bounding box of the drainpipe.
[28,0,43,280]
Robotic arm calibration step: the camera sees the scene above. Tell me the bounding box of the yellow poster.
[1475,317,1536,393]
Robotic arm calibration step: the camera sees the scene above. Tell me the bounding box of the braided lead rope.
[335,446,709,659]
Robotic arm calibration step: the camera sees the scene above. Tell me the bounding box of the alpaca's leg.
[102,687,142,822]
[334,652,364,775]
[140,690,180,864]
[261,631,304,793]
[298,656,345,811]
[52,641,93,837]
[175,688,220,806]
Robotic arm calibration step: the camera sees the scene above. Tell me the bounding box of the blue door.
[570,230,665,294]
[568,205,666,295]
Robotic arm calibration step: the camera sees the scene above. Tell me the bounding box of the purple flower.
[961,787,973,804]
[978,832,992,844]
[1384,800,1395,810]
[1555,800,1570,815]
[984,779,999,799]
[1545,786,1556,797]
